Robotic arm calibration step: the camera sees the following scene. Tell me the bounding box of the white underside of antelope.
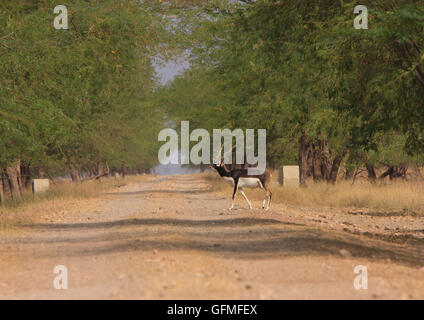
[222,177,263,188]
[223,177,270,211]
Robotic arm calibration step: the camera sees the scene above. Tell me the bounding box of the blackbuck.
[210,147,272,211]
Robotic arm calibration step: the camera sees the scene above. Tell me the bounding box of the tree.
[155,0,424,184]
[0,0,167,197]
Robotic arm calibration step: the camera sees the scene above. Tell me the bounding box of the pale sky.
[152,57,195,174]
[154,57,190,85]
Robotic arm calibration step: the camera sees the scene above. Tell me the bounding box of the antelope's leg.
[258,182,267,209]
[229,179,239,210]
[239,189,252,209]
[265,188,272,211]
[262,196,267,209]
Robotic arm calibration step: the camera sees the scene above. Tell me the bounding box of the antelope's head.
[210,144,235,170]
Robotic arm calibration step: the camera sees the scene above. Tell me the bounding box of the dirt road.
[0,175,423,299]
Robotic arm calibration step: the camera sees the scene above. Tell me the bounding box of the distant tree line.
[156,0,424,185]
[0,0,166,199]
[1,0,423,202]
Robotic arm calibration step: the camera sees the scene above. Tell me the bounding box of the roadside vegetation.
[0,1,166,202]
[157,0,424,185]
[204,171,424,216]
[0,175,152,232]
[1,1,424,208]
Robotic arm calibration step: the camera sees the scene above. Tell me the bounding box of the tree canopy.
[1,0,423,193]
[156,0,424,182]
[0,0,166,183]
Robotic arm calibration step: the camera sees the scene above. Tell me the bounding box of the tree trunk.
[345,167,354,180]
[278,166,284,185]
[0,171,5,206]
[69,164,81,183]
[93,162,109,180]
[20,162,32,189]
[121,164,127,177]
[328,154,345,184]
[85,167,94,178]
[366,163,377,182]
[379,166,407,180]
[312,148,323,181]
[1,169,8,196]
[320,141,333,181]
[344,152,356,180]
[310,138,341,183]
[5,160,21,199]
[393,166,407,179]
[306,148,314,178]
[379,166,393,180]
[96,162,105,177]
[298,135,311,186]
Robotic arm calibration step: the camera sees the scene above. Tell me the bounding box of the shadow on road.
[18,217,424,268]
[105,189,211,196]
[27,217,287,229]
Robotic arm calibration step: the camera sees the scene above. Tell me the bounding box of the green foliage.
[156,0,424,169]
[0,0,164,174]
[1,0,423,178]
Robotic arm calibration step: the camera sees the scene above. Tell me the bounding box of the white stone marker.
[32,179,50,194]
[280,165,299,186]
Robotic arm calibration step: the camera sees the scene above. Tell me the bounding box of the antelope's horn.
[213,144,225,164]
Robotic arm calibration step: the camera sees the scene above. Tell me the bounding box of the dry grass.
[0,175,152,232]
[271,180,424,214]
[203,171,424,215]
